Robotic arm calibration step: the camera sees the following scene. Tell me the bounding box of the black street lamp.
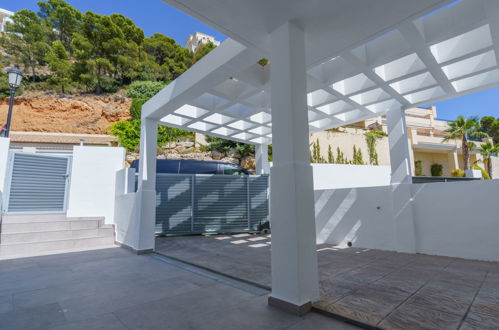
[2,67,23,138]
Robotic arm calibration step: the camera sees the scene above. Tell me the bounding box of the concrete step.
[0,219,102,234]
[1,214,104,224]
[0,236,116,257]
[0,227,114,244]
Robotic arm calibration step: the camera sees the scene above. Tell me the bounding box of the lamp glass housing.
[8,67,23,89]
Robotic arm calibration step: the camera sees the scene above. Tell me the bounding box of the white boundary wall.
[0,137,9,211]
[114,168,142,249]
[311,164,391,190]
[315,180,499,262]
[67,146,125,224]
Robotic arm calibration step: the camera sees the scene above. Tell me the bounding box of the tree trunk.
[487,157,493,178]
[462,136,470,170]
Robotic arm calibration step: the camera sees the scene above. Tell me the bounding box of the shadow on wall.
[314,186,396,251]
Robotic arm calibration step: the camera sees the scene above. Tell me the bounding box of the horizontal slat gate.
[7,153,70,213]
[155,174,269,235]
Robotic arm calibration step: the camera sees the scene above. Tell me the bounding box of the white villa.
[0,8,13,33]
[185,32,221,53]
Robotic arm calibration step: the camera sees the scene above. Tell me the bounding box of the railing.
[412,176,481,184]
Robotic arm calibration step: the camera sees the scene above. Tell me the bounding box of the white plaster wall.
[411,180,499,262]
[315,180,499,262]
[66,146,125,224]
[315,186,396,250]
[311,164,391,190]
[0,138,10,212]
[114,168,141,248]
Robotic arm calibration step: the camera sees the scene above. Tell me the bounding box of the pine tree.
[45,40,72,93]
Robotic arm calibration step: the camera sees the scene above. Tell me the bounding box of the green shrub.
[474,164,491,180]
[205,135,255,157]
[110,119,193,151]
[430,163,443,177]
[130,98,148,120]
[450,169,465,178]
[415,160,425,176]
[126,81,165,99]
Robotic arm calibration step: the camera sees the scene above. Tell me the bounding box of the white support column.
[387,107,416,253]
[255,144,270,174]
[135,118,158,253]
[268,21,319,315]
[387,107,413,184]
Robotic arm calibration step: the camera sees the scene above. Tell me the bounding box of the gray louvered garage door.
[155,174,269,235]
[6,153,70,213]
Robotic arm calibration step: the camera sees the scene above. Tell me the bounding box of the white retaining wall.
[66,146,126,224]
[114,168,142,249]
[315,180,499,262]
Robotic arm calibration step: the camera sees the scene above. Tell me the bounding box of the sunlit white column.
[135,118,158,253]
[268,21,319,314]
[255,144,270,174]
[387,107,416,253]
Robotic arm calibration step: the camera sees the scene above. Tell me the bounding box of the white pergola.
[136,0,499,314]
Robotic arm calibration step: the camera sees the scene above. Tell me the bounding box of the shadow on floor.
[156,234,499,330]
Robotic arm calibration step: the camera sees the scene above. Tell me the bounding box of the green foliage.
[430,163,443,177]
[193,41,217,63]
[474,164,491,180]
[257,58,269,67]
[478,141,499,178]
[310,139,326,163]
[126,80,166,99]
[443,116,487,170]
[364,130,385,165]
[1,9,52,81]
[0,0,199,93]
[45,40,72,93]
[110,120,194,151]
[205,135,255,157]
[450,169,465,178]
[415,160,425,176]
[130,98,147,120]
[352,145,365,165]
[336,147,347,164]
[327,145,334,164]
[480,116,499,144]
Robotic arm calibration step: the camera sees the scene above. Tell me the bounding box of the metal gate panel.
[6,153,70,213]
[154,174,269,235]
[155,174,193,234]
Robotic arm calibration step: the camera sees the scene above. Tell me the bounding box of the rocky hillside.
[0,94,131,134]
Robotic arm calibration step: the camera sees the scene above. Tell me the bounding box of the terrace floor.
[156,234,499,330]
[0,246,356,330]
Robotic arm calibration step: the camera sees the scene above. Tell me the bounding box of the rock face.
[0,94,131,134]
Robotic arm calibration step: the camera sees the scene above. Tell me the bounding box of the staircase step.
[1,214,68,223]
[0,228,114,244]
[1,215,104,224]
[0,236,116,257]
[1,220,102,234]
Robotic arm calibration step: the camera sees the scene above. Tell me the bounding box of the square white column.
[135,118,158,253]
[268,21,319,314]
[255,144,270,174]
[387,107,416,253]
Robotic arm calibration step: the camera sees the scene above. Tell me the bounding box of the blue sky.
[7,0,499,121]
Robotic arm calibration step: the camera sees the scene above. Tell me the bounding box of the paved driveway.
[0,246,356,330]
[156,234,499,329]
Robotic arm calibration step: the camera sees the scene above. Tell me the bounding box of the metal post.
[191,174,195,232]
[247,175,251,230]
[3,88,15,137]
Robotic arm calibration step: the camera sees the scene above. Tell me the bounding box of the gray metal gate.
[4,152,71,213]
[155,174,269,235]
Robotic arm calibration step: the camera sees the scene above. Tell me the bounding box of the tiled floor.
[156,234,499,329]
[0,246,357,330]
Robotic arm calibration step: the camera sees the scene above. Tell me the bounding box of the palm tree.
[479,141,499,178]
[442,116,487,170]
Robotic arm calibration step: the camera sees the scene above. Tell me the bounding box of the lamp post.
[2,67,23,138]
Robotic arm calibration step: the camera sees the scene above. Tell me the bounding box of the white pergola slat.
[145,0,499,145]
